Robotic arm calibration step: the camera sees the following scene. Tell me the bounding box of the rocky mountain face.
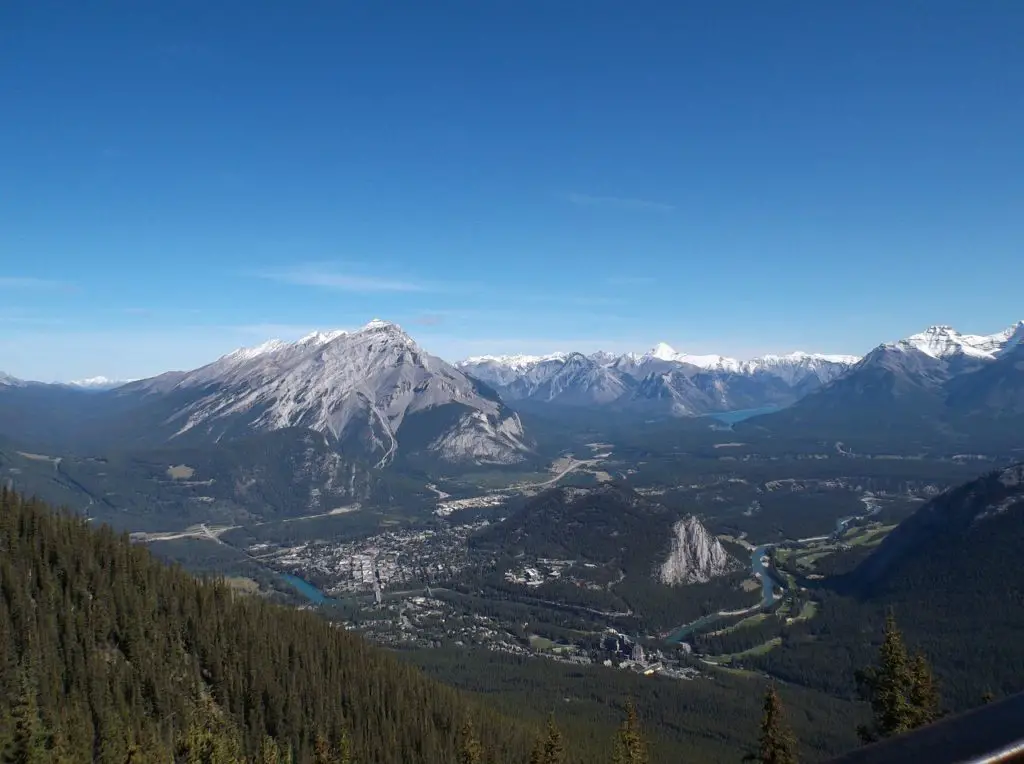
[506,353,636,405]
[118,320,531,466]
[458,345,859,417]
[658,515,737,585]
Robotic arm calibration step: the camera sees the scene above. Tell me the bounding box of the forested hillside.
[0,489,550,763]
[741,465,1024,707]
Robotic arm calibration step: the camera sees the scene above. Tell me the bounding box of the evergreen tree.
[749,685,797,764]
[5,664,46,764]
[258,736,282,764]
[458,718,484,764]
[611,699,648,764]
[528,716,565,764]
[856,612,941,742]
[337,728,352,764]
[908,653,941,728]
[543,715,565,764]
[176,697,245,764]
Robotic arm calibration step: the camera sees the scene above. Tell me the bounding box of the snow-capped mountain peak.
[900,325,986,359]
[989,320,1024,357]
[647,342,679,361]
[892,322,1023,360]
[362,317,394,330]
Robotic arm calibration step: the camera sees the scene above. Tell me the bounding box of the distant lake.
[281,573,329,604]
[705,405,781,425]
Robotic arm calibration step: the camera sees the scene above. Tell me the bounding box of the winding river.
[751,545,782,607]
[665,544,782,643]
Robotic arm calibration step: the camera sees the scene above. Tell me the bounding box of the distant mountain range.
[457,347,859,416]
[754,321,1024,440]
[2,319,1022,476]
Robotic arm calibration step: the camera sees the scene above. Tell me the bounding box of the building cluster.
[503,558,609,592]
[503,557,575,587]
[598,629,700,680]
[433,493,510,517]
[255,520,490,595]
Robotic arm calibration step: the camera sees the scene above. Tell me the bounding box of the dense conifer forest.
[0,489,555,763]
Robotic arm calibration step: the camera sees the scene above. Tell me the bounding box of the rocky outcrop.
[658,516,737,585]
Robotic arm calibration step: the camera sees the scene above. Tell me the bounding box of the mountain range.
[1,319,1022,484]
[753,321,1024,441]
[457,347,859,415]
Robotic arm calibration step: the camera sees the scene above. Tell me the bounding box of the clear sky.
[1,1,1022,381]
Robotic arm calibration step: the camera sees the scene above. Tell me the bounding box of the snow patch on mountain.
[456,353,570,388]
[658,516,737,585]
[66,376,132,390]
[460,352,568,370]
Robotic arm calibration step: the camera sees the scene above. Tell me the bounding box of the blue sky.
[1,1,1022,381]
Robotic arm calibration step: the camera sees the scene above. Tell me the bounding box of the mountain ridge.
[117,319,532,466]
[748,319,1024,440]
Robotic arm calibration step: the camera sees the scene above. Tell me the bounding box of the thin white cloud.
[255,263,429,292]
[565,192,674,212]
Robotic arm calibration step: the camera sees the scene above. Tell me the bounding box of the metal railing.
[824,691,1024,764]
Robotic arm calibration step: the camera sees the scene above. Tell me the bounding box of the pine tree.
[611,699,648,764]
[528,715,565,764]
[457,718,483,764]
[176,696,245,764]
[542,715,565,764]
[258,736,281,764]
[749,685,797,764]
[5,663,47,764]
[908,653,941,728]
[855,612,941,742]
[338,727,352,764]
